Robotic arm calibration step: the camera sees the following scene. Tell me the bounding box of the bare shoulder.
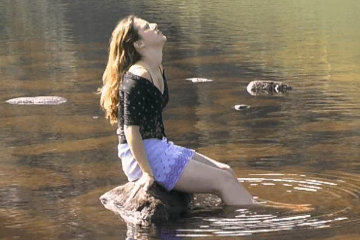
[128,64,151,82]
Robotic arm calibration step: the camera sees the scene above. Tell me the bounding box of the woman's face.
[133,18,167,48]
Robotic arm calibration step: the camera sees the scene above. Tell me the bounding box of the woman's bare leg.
[174,153,253,205]
[182,153,312,211]
[192,152,237,178]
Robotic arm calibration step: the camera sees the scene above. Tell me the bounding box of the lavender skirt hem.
[118,137,195,191]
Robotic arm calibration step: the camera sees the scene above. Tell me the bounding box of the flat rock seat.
[99,182,192,226]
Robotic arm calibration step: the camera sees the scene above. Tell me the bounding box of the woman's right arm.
[124,125,154,190]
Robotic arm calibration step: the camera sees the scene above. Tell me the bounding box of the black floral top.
[117,71,169,144]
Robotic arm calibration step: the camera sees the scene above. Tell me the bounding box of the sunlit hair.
[99,15,142,125]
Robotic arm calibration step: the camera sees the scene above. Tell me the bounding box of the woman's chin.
[160,35,167,44]
[160,33,167,40]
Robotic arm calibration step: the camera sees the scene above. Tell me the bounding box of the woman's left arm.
[124,125,154,174]
[123,77,155,191]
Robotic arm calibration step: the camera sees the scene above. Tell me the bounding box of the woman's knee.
[193,152,232,170]
[221,163,232,171]
[218,162,236,178]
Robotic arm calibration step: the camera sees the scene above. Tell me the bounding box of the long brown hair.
[99,15,142,125]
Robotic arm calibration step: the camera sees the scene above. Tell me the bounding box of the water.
[0,0,359,239]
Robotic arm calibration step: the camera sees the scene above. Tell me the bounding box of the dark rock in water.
[99,182,192,226]
[246,80,292,96]
[6,96,67,105]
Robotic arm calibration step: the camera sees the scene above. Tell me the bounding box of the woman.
[99,15,254,205]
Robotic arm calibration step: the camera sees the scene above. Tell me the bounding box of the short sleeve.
[122,77,147,126]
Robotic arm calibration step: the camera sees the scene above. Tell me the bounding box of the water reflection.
[123,171,359,239]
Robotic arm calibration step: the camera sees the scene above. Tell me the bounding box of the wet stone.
[246,80,292,96]
[6,96,67,105]
[185,78,214,83]
[234,104,250,110]
[99,182,192,226]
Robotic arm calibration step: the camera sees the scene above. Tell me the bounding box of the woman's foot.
[255,198,313,212]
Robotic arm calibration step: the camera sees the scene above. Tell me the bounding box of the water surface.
[0,0,359,239]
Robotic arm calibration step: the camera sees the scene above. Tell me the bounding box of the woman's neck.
[139,47,163,70]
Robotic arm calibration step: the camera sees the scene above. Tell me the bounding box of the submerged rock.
[246,80,292,96]
[6,96,67,105]
[99,182,192,226]
[186,78,214,83]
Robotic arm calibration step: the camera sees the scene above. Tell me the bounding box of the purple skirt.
[118,137,195,191]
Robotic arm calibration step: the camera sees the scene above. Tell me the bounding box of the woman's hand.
[125,173,155,205]
[136,172,155,191]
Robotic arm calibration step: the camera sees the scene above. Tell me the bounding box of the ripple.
[2,136,115,155]
[175,172,360,238]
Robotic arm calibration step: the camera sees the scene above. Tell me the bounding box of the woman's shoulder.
[122,65,150,86]
[122,70,149,91]
[128,65,152,81]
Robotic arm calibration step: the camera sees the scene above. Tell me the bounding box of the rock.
[186,78,214,83]
[99,182,192,226]
[246,80,292,96]
[234,104,250,110]
[6,96,67,105]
